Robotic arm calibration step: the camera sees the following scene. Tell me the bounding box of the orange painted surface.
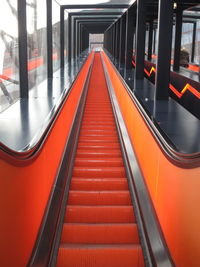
[52,53,58,61]
[56,53,144,267]
[70,178,128,191]
[188,64,199,72]
[102,51,200,267]
[27,57,44,71]
[152,54,200,73]
[61,223,139,244]
[57,245,144,267]
[65,205,135,223]
[0,53,93,267]
[75,158,123,167]
[1,57,45,80]
[132,59,200,100]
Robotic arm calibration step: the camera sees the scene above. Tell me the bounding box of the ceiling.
[58,0,136,34]
[58,0,200,34]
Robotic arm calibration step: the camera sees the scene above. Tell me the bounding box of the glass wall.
[52,0,61,72]
[26,0,47,90]
[181,22,193,62]
[0,0,19,112]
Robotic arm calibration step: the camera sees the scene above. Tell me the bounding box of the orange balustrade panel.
[102,51,200,267]
[0,53,93,267]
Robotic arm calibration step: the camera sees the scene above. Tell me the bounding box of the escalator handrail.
[103,51,200,168]
[0,54,92,162]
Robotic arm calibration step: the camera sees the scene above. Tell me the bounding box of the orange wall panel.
[102,51,200,267]
[0,53,93,267]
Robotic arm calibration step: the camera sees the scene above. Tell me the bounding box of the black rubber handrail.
[104,50,200,168]
[0,54,91,162]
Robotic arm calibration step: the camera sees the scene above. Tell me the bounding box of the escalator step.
[64,205,135,223]
[70,178,128,191]
[77,143,120,150]
[60,223,139,244]
[56,52,144,267]
[57,244,145,267]
[73,167,126,178]
[68,191,132,205]
[76,150,121,158]
[74,158,124,167]
[79,132,117,137]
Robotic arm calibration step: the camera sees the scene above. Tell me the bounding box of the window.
[0,0,19,112]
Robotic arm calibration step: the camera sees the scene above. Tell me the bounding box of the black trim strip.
[47,0,53,78]
[62,4,129,9]
[18,0,29,98]
[60,6,65,69]
[103,50,200,168]
[101,52,175,267]
[28,52,94,267]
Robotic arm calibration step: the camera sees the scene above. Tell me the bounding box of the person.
[180,47,189,68]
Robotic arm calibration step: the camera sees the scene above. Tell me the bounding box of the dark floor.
[0,52,89,152]
[110,55,200,154]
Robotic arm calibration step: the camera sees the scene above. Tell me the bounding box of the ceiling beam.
[68,12,123,16]
[62,4,129,9]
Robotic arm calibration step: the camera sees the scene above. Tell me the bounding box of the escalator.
[55,52,145,267]
[0,50,198,267]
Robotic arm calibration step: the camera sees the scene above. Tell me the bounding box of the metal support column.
[80,24,83,54]
[155,0,173,100]
[125,8,135,70]
[60,6,65,68]
[191,22,196,63]
[77,21,80,57]
[115,22,119,60]
[113,23,116,60]
[147,20,153,61]
[112,24,116,58]
[18,0,29,97]
[173,8,183,71]
[104,30,107,50]
[68,14,72,64]
[119,14,126,67]
[72,17,76,59]
[135,0,146,80]
[153,28,157,53]
[115,20,120,63]
[108,28,112,54]
[47,0,53,78]
[85,31,89,51]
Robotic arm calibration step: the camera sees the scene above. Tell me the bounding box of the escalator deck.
[56,53,145,267]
